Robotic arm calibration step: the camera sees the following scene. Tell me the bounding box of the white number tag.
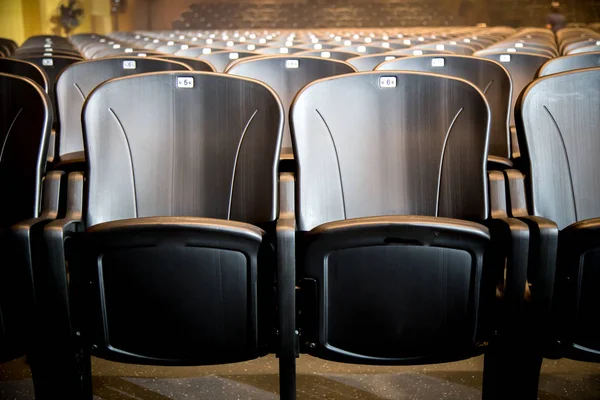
[379,76,397,88]
[435,44,445,50]
[412,50,423,55]
[180,45,189,50]
[432,58,445,67]
[357,46,366,53]
[320,51,331,58]
[123,60,137,70]
[285,59,299,68]
[247,44,256,50]
[42,58,53,66]
[229,52,239,60]
[507,48,517,53]
[279,47,289,54]
[202,48,211,54]
[177,77,194,88]
[403,39,411,45]
[313,43,322,50]
[515,43,524,48]
[384,56,395,61]
[500,54,511,62]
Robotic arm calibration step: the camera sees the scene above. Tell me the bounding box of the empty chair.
[289,71,528,397]
[333,44,389,55]
[15,48,83,58]
[538,52,600,76]
[255,46,306,55]
[44,71,286,398]
[297,50,359,61]
[476,46,556,58]
[15,55,82,128]
[192,50,260,72]
[152,55,215,71]
[390,48,454,56]
[377,55,512,163]
[55,57,192,166]
[569,44,600,55]
[227,56,356,164]
[0,38,18,55]
[416,43,476,55]
[0,72,52,363]
[0,58,48,91]
[477,52,550,133]
[512,67,600,393]
[562,39,600,55]
[347,54,406,71]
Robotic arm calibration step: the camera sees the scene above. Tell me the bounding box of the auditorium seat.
[504,66,600,395]
[0,72,54,365]
[183,50,261,71]
[226,55,356,166]
[569,44,600,54]
[390,48,454,56]
[289,70,528,398]
[43,71,285,398]
[297,50,359,60]
[347,54,406,71]
[538,52,600,76]
[54,57,192,167]
[476,52,551,158]
[415,42,477,55]
[0,58,48,91]
[255,46,307,55]
[333,44,389,54]
[562,38,600,55]
[153,55,216,71]
[0,38,18,55]
[377,55,513,165]
[14,55,82,129]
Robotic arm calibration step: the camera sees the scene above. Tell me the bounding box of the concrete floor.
[0,355,599,399]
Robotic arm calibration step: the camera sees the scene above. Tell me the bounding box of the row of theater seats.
[0,26,599,400]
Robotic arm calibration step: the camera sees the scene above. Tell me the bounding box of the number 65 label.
[379,76,397,88]
[177,77,195,88]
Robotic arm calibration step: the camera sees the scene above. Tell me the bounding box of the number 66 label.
[379,76,397,88]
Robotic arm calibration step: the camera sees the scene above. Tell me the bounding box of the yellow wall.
[0,0,26,45]
[0,0,135,45]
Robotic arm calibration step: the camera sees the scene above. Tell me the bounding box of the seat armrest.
[276,172,297,399]
[484,217,529,334]
[43,217,84,337]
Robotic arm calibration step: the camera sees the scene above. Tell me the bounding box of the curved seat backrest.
[290,71,490,231]
[83,72,283,227]
[227,56,356,158]
[297,50,359,61]
[152,55,215,71]
[56,57,192,160]
[570,44,600,55]
[0,58,48,91]
[191,51,260,72]
[0,72,51,227]
[538,52,600,76]
[516,67,600,230]
[347,54,407,71]
[477,52,551,126]
[377,55,511,160]
[16,55,82,127]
